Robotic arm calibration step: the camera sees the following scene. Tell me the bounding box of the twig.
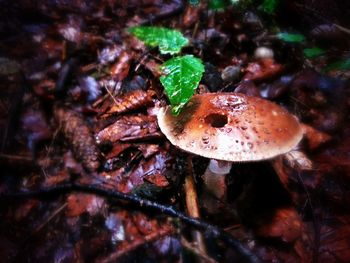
[185,156,207,259]
[181,237,218,263]
[103,82,121,106]
[92,79,121,108]
[192,21,200,39]
[119,132,164,142]
[1,182,261,263]
[134,48,157,72]
[0,153,33,162]
[98,225,174,263]
[34,202,68,233]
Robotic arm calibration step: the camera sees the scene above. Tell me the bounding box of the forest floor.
[0,1,349,262]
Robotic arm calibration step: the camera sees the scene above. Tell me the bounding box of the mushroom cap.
[157,92,303,162]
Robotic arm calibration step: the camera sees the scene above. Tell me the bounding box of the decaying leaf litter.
[0,0,350,262]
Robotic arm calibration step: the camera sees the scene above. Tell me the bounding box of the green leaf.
[324,58,350,72]
[191,0,241,10]
[303,47,326,58]
[128,26,189,55]
[277,32,305,43]
[160,55,204,115]
[260,0,279,14]
[209,0,229,10]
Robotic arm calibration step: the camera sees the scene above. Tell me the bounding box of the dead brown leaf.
[109,51,131,81]
[101,89,154,117]
[256,207,302,243]
[243,58,284,82]
[96,114,158,143]
[66,193,106,217]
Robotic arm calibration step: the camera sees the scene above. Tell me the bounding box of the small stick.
[119,132,164,142]
[181,237,218,263]
[98,226,174,263]
[103,82,120,106]
[34,202,68,233]
[185,156,207,258]
[192,21,200,39]
[0,154,33,162]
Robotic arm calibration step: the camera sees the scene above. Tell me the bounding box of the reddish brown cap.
[157,92,303,162]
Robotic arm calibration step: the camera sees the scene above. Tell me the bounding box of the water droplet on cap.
[202,136,210,145]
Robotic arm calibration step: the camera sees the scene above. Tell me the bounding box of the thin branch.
[181,237,218,263]
[1,182,261,263]
[185,156,207,257]
[34,202,68,233]
[98,225,174,263]
[103,81,120,106]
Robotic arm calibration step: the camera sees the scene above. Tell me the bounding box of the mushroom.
[157,92,303,199]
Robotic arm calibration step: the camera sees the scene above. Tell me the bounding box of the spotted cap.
[157,92,303,161]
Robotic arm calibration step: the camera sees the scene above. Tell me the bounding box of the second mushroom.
[157,92,303,199]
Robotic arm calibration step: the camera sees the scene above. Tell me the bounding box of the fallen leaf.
[256,207,302,243]
[319,219,350,262]
[145,173,169,187]
[101,90,154,117]
[14,200,40,221]
[243,58,283,81]
[183,5,201,27]
[301,124,332,150]
[110,51,131,80]
[66,193,106,217]
[96,114,158,143]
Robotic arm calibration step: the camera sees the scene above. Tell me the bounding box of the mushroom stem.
[202,159,232,200]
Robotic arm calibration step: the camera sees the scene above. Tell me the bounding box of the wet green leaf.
[191,0,240,8]
[209,0,242,10]
[260,0,279,14]
[324,58,350,72]
[128,26,189,55]
[209,0,229,10]
[303,47,326,58]
[277,32,305,43]
[160,55,204,115]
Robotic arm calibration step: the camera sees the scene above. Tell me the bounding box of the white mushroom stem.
[202,159,233,200]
